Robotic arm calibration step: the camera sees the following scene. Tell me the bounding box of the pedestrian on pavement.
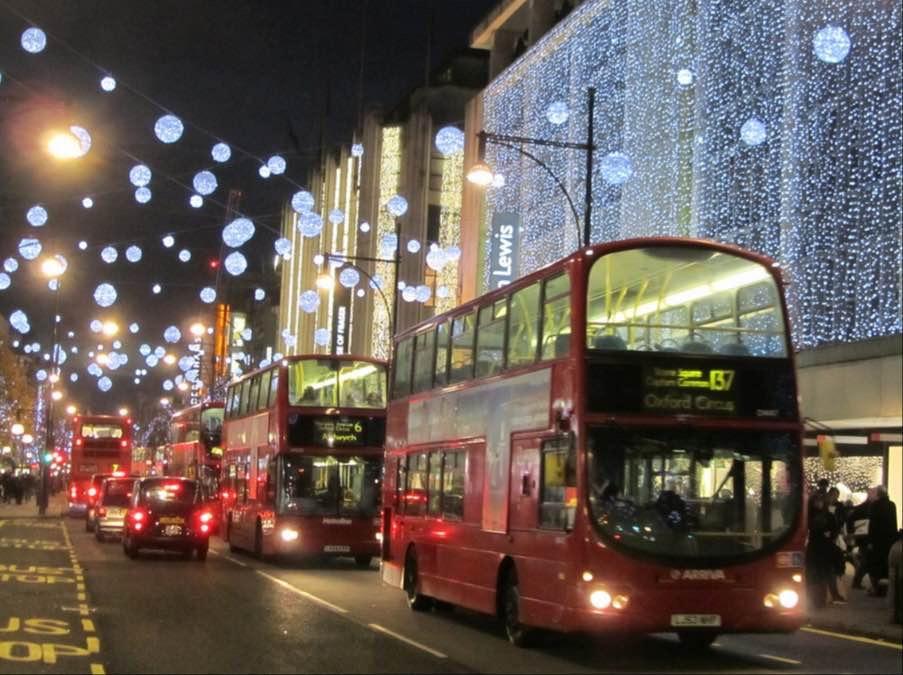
[806,493,835,608]
[867,486,899,597]
[808,478,830,518]
[889,529,903,624]
[848,487,875,590]
[825,486,847,603]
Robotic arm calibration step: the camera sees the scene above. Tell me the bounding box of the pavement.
[806,567,903,645]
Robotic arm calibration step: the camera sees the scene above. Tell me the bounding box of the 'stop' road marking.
[801,626,903,650]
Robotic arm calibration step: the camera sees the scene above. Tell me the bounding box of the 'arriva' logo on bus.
[670,569,727,581]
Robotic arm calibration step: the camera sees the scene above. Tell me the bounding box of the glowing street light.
[65,405,77,415]
[465,161,494,187]
[118,407,129,416]
[10,423,25,436]
[190,322,206,337]
[102,321,118,337]
[163,354,177,365]
[51,390,63,402]
[316,274,335,291]
[95,353,109,366]
[41,256,66,279]
[46,130,82,159]
[177,381,189,391]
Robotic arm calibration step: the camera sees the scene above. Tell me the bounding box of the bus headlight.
[590,590,612,609]
[280,528,299,542]
[778,589,799,609]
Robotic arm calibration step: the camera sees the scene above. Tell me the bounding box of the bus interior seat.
[718,342,751,356]
[592,334,627,350]
[680,338,714,354]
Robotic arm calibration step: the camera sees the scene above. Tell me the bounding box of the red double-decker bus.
[167,401,225,494]
[221,355,386,566]
[68,414,133,515]
[381,238,805,648]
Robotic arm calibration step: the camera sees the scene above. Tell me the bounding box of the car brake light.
[130,510,145,522]
[199,512,213,523]
[120,440,128,448]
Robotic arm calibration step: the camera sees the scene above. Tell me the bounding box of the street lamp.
[11,423,25,437]
[22,433,34,445]
[65,405,77,416]
[467,87,597,249]
[39,253,66,516]
[51,390,63,402]
[102,320,118,337]
[46,130,82,160]
[118,407,129,417]
[190,322,205,337]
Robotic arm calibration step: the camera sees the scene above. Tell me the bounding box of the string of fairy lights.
[480,0,901,350]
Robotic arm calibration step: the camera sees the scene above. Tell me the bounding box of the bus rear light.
[791,573,802,583]
[582,571,594,582]
[589,590,612,610]
[198,511,213,524]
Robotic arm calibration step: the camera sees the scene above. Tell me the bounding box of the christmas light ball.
[162,235,175,248]
[134,187,152,203]
[740,116,767,146]
[10,310,29,333]
[154,114,184,143]
[254,288,265,301]
[359,221,371,233]
[223,217,255,247]
[178,356,194,372]
[339,268,360,288]
[162,379,173,391]
[224,251,247,276]
[600,152,634,185]
[154,347,166,358]
[101,246,118,264]
[351,143,364,158]
[70,126,92,156]
[402,286,417,302]
[435,126,465,156]
[193,170,217,195]
[100,75,116,92]
[0,273,9,291]
[407,239,421,254]
[27,205,48,227]
[546,101,569,125]
[274,237,292,257]
[21,27,47,54]
[4,258,18,273]
[36,369,48,382]
[190,194,203,208]
[200,287,216,303]
[380,233,398,253]
[82,197,94,208]
[129,323,139,334]
[444,245,462,262]
[291,190,315,213]
[125,245,142,263]
[813,26,851,64]
[212,142,231,162]
[313,328,330,347]
[94,283,117,307]
[258,165,271,178]
[139,344,151,356]
[370,274,384,290]
[425,247,448,271]
[386,195,408,217]
[266,155,286,174]
[98,376,112,392]
[90,319,103,333]
[676,68,694,86]
[78,241,88,250]
[19,238,42,260]
[415,285,431,303]
[70,373,79,382]
[436,286,450,299]
[129,164,152,187]
[298,211,324,238]
[152,283,162,294]
[164,326,181,343]
[88,363,102,377]
[328,208,345,225]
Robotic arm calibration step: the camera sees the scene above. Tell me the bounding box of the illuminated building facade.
[465,0,901,518]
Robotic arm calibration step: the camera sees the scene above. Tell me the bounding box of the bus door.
[511,432,576,625]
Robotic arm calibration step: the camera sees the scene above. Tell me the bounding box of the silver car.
[94,477,135,542]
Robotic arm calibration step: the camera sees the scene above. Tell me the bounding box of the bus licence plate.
[671,614,721,627]
[323,545,350,553]
[163,525,182,536]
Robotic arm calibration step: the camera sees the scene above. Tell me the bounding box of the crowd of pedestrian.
[806,478,902,623]
[0,470,35,505]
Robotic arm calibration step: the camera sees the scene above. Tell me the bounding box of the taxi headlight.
[778,589,799,609]
[590,590,612,609]
[280,528,299,542]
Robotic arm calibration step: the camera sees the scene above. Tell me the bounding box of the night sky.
[0,0,496,416]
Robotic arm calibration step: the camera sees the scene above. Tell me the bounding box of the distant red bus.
[68,414,133,515]
[382,238,805,648]
[222,355,386,566]
[167,401,225,494]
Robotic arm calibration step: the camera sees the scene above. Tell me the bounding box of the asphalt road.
[3,513,901,674]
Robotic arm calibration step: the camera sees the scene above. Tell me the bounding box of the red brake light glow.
[131,511,144,522]
[87,487,97,498]
[120,440,128,448]
[199,512,213,523]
